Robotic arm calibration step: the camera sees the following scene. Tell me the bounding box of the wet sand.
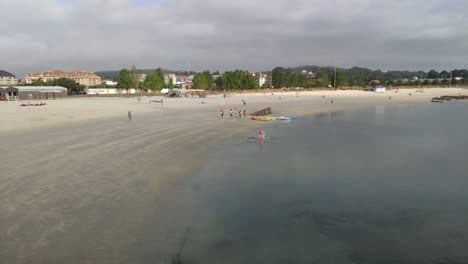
[0,88,466,263]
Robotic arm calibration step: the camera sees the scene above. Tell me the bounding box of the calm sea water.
[166,103,468,264]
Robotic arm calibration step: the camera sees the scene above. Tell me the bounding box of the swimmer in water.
[258,128,265,140]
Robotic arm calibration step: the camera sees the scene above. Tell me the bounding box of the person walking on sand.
[238,110,242,118]
[138,97,141,104]
[230,109,233,118]
[242,99,246,106]
[220,108,224,118]
[243,109,247,118]
[128,111,133,121]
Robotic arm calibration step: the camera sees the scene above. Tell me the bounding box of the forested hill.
[283,65,468,80]
[95,69,195,81]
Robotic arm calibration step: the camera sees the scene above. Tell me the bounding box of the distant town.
[1,66,467,98]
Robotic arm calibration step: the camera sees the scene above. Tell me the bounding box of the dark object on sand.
[167,90,182,98]
[252,107,272,116]
[431,95,468,103]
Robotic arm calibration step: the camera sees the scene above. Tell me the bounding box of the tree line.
[272,66,468,88]
[26,77,85,93]
[192,70,259,90]
[27,65,467,93]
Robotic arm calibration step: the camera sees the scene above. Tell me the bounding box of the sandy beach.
[0,88,466,263]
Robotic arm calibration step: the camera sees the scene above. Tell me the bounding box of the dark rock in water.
[252,107,272,116]
[431,95,468,103]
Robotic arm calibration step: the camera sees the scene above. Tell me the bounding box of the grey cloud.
[1,0,467,78]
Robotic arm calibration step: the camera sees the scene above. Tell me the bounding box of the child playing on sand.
[128,111,133,120]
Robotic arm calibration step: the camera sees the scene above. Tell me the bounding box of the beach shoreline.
[1,88,467,263]
[1,88,465,134]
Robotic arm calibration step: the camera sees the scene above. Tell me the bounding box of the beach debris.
[431,95,468,103]
[150,99,164,105]
[252,107,272,116]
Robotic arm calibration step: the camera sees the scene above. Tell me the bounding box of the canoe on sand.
[251,116,297,121]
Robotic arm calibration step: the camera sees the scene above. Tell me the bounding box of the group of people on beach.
[219,99,248,119]
[220,108,247,119]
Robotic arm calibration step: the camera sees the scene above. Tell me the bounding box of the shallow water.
[164,103,468,264]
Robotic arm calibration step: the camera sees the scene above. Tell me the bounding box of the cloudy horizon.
[1,0,467,78]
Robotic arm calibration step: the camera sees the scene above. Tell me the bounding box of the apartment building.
[0,70,18,86]
[26,70,102,87]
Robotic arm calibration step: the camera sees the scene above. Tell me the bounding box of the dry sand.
[0,88,466,263]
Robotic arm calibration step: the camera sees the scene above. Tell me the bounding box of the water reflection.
[172,104,468,263]
[375,106,385,126]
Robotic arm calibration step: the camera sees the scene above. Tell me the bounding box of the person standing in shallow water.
[128,111,133,120]
[258,128,265,140]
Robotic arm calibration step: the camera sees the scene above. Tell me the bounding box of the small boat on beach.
[251,116,297,121]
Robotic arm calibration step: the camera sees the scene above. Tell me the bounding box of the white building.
[0,70,18,86]
[164,73,176,85]
[103,80,118,86]
[252,72,267,88]
[373,85,386,93]
[86,88,144,95]
[26,70,101,87]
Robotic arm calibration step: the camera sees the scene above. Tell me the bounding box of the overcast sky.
[1,0,467,77]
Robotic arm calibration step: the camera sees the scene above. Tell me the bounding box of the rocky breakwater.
[431,95,468,103]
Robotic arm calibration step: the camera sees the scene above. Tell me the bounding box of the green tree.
[142,68,165,91]
[30,78,44,86]
[218,70,258,90]
[315,72,330,87]
[168,78,174,89]
[131,66,140,89]
[439,71,449,79]
[47,77,84,93]
[428,70,439,79]
[331,72,348,88]
[117,69,133,89]
[193,71,215,89]
[154,68,165,90]
[272,67,290,88]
